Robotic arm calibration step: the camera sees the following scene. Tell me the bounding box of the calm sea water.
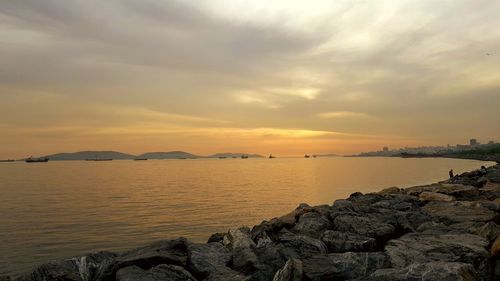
[0,157,493,276]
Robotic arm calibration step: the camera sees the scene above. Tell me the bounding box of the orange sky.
[1,0,500,158]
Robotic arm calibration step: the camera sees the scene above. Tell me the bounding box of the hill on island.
[208,153,264,158]
[42,151,136,160]
[136,151,200,159]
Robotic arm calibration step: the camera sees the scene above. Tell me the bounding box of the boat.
[86,158,113,161]
[241,155,249,159]
[134,158,148,161]
[218,156,227,159]
[25,157,49,163]
[0,159,15,162]
[304,154,310,158]
[269,154,276,159]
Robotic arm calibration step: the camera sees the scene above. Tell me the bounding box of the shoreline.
[3,164,500,281]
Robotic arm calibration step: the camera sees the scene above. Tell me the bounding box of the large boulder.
[302,252,390,280]
[321,230,377,252]
[333,214,396,243]
[93,238,189,281]
[223,227,259,274]
[422,201,497,225]
[362,262,476,281]
[186,242,232,279]
[14,252,117,281]
[276,229,327,259]
[292,212,332,238]
[272,258,302,281]
[419,191,456,202]
[115,264,196,281]
[385,233,491,280]
[491,236,500,256]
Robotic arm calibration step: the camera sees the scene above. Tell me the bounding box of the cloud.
[316,111,371,119]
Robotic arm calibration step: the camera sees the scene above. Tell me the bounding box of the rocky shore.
[3,165,500,281]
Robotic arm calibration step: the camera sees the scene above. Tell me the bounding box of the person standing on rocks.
[449,169,454,178]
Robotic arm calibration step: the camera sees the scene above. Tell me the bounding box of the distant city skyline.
[1,0,500,158]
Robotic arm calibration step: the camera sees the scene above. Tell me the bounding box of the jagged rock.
[204,271,249,281]
[14,251,117,281]
[116,264,196,281]
[321,230,377,252]
[361,262,476,281]
[207,233,226,243]
[272,258,302,281]
[92,238,189,281]
[378,186,403,194]
[333,214,395,241]
[276,229,327,259]
[223,227,259,274]
[186,242,231,279]
[423,201,497,225]
[292,212,332,238]
[475,221,500,243]
[302,252,390,280]
[419,191,456,202]
[491,236,500,256]
[0,276,11,281]
[407,184,479,200]
[385,232,491,280]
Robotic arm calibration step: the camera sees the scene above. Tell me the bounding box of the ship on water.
[241,155,249,159]
[269,154,276,159]
[25,157,49,163]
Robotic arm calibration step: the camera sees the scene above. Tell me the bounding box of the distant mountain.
[136,151,200,159]
[313,153,339,157]
[208,153,264,158]
[42,151,136,160]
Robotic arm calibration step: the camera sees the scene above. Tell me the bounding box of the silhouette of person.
[449,169,454,178]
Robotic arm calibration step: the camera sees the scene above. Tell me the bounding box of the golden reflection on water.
[0,157,493,276]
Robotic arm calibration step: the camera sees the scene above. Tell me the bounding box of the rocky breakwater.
[4,164,500,281]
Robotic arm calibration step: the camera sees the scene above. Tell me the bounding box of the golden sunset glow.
[1,0,500,157]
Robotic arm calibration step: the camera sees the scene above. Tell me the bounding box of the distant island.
[31,150,264,161]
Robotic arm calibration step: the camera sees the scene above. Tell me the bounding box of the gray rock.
[419,191,456,202]
[93,238,188,281]
[0,276,10,281]
[272,258,302,281]
[116,264,196,281]
[423,201,497,225]
[204,271,249,281]
[277,229,327,258]
[223,227,259,274]
[207,233,226,243]
[333,214,395,241]
[186,242,231,279]
[321,230,377,252]
[474,221,500,243]
[302,252,390,280]
[363,262,476,281]
[14,252,117,281]
[378,187,403,195]
[292,212,332,238]
[385,232,491,280]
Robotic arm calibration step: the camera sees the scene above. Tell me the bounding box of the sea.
[0,156,494,276]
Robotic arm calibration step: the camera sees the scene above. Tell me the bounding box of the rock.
[207,233,226,243]
[93,238,188,281]
[204,271,249,281]
[116,264,196,281]
[187,242,232,279]
[363,262,476,281]
[378,186,403,194]
[223,227,259,274]
[321,230,377,252]
[302,252,390,280]
[333,214,396,243]
[385,232,491,280]
[272,258,302,281]
[14,251,117,281]
[419,191,456,202]
[423,201,497,225]
[292,212,332,238]
[491,236,500,256]
[277,229,327,258]
[474,221,500,243]
[0,276,10,281]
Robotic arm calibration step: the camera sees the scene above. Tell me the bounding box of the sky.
[1,0,500,157]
